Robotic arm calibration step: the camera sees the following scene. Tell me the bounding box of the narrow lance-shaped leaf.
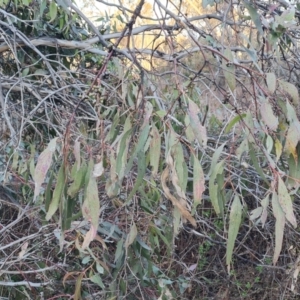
[279,80,299,106]
[188,98,207,148]
[226,195,242,273]
[46,164,65,220]
[150,124,161,176]
[209,160,224,216]
[125,222,138,249]
[33,137,58,202]
[82,170,100,229]
[116,128,132,181]
[243,0,263,35]
[172,142,188,200]
[277,175,297,228]
[161,168,196,227]
[125,124,150,175]
[68,163,87,198]
[266,73,276,93]
[260,98,278,131]
[81,165,100,249]
[222,48,236,91]
[260,194,269,227]
[285,122,300,161]
[49,1,57,22]
[272,191,285,265]
[225,114,246,134]
[192,154,205,213]
[73,138,81,170]
[126,150,146,202]
[208,142,226,176]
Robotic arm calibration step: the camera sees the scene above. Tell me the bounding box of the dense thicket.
[1,0,300,299]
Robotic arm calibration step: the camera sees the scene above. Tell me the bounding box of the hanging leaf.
[105,150,120,198]
[279,80,299,106]
[285,122,300,161]
[125,222,138,248]
[277,175,297,228]
[236,138,249,161]
[222,48,236,92]
[266,73,276,93]
[125,124,150,175]
[188,99,207,148]
[126,150,146,202]
[172,142,188,199]
[46,164,65,220]
[266,135,274,154]
[116,129,132,181]
[150,124,161,176]
[82,166,100,229]
[33,137,58,202]
[68,164,87,198]
[288,145,300,189]
[192,154,205,213]
[272,191,285,265]
[226,195,242,273]
[161,168,196,227]
[243,0,263,35]
[208,142,226,176]
[260,98,278,131]
[274,139,283,162]
[73,139,81,170]
[225,114,246,133]
[260,194,269,227]
[244,111,255,144]
[209,160,225,216]
[49,1,58,22]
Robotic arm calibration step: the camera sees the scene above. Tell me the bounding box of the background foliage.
[1,0,300,299]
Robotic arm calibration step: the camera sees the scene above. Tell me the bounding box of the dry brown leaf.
[161,168,196,227]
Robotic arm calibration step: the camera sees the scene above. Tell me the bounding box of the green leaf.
[226,195,242,273]
[49,1,58,22]
[116,128,132,181]
[249,143,269,185]
[82,169,100,229]
[173,142,188,192]
[266,135,273,154]
[222,48,236,91]
[272,191,285,265]
[288,145,300,189]
[225,114,246,133]
[90,274,105,289]
[275,139,283,162]
[126,150,146,202]
[125,124,150,175]
[279,80,299,106]
[114,239,124,263]
[266,73,276,93]
[285,122,300,161]
[125,222,137,249]
[243,0,263,35]
[244,110,255,143]
[260,98,278,131]
[150,124,161,176]
[188,99,207,147]
[208,142,226,176]
[209,160,224,216]
[192,154,205,213]
[22,68,30,77]
[277,175,297,228]
[236,138,249,161]
[46,164,65,220]
[68,163,87,198]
